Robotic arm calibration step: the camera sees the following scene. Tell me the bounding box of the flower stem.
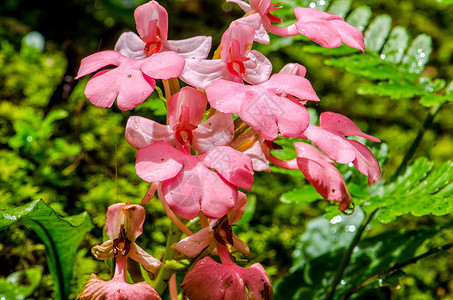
[324,208,379,300]
[390,103,443,181]
[154,221,183,295]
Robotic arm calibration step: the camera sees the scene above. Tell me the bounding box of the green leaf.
[327,0,351,18]
[0,268,42,299]
[358,80,424,99]
[364,15,392,52]
[0,199,94,300]
[346,5,372,31]
[401,34,432,74]
[381,26,409,63]
[280,185,321,204]
[363,157,453,223]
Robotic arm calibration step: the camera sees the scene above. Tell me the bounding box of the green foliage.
[360,157,453,223]
[0,268,42,299]
[0,200,93,300]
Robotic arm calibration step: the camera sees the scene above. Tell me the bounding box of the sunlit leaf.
[364,15,392,52]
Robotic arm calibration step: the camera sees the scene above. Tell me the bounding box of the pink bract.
[135,141,254,219]
[179,22,272,89]
[206,73,319,140]
[126,87,234,153]
[181,257,273,300]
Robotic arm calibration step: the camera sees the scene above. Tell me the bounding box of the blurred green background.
[0,0,452,299]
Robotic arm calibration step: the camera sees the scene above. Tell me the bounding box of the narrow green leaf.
[381,26,409,63]
[0,200,94,300]
[401,34,432,74]
[364,15,392,52]
[346,6,372,31]
[327,0,351,18]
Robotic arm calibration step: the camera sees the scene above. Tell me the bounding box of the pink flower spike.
[294,7,365,52]
[135,142,253,219]
[181,257,273,300]
[294,142,351,211]
[206,73,318,140]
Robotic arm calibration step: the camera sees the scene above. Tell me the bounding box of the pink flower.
[301,112,381,185]
[78,203,162,299]
[179,22,272,89]
[294,143,351,211]
[206,73,319,141]
[126,87,234,153]
[181,257,273,300]
[75,50,184,110]
[135,141,254,219]
[115,1,212,60]
[171,191,250,258]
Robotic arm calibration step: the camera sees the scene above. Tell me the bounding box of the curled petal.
[243,50,273,84]
[115,32,147,59]
[320,112,381,142]
[302,125,356,164]
[134,1,168,44]
[294,143,351,211]
[165,36,212,59]
[129,243,162,280]
[236,13,270,44]
[260,73,320,102]
[91,240,114,260]
[126,116,174,149]
[349,140,381,185]
[226,0,252,13]
[242,139,270,172]
[179,59,225,90]
[167,87,207,128]
[279,63,307,77]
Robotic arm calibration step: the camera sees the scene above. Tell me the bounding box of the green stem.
[390,103,443,181]
[153,221,183,295]
[324,208,379,300]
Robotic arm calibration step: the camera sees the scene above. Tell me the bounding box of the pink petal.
[242,139,270,172]
[179,59,225,90]
[76,50,123,79]
[167,87,207,128]
[228,191,248,224]
[319,112,381,142]
[135,141,183,182]
[330,19,365,52]
[115,32,147,59]
[181,257,273,300]
[171,227,213,258]
[349,140,381,185]
[165,36,212,59]
[294,7,343,22]
[243,50,272,84]
[134,1,168,44]
[261,73,320,101]
[206,79,249,113]
[78,274,161,300]
[302,125,356,164]
[236,13,270,44]
[83,69,119,109]
[295,20,342,48]
[221,22,255,63]
[204,146,254,190]
[105,203,146,242]
[294,143,351,211]
[141,51,185,79]
[279,63,307,77]
[125,116,175,149]
[192,113,234,154]
[274,96,310,138]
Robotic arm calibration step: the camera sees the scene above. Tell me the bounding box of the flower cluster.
[76,1,380,299]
